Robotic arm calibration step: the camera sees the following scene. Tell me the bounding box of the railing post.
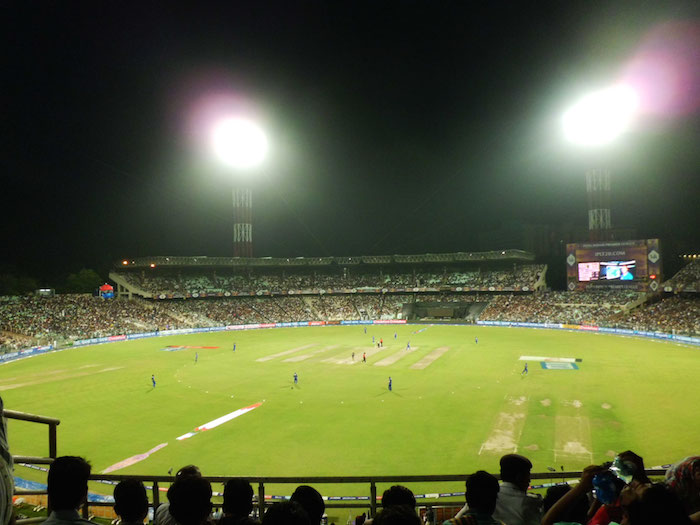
[258,482,265,520]
[81,501,89,519]
[49,424,57,458]
[370,481,377,518]
[153,481,160,510]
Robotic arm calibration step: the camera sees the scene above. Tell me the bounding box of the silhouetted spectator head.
[543,485,570,514]
[500,454,532,491]
[168,477,212,525]
[381,486,415,509]
[464,471,500,516]
[114,479,148,523]
[223,479,254,517]
[617,450,651,484]
[47,456,91,512]
[625,483,691,525]
[665,456,700,514]
[262,501,310,525]
[373,505,421,525]
[176,465,201,479]
[167,464,203,503]
[543,484,588,524]
[290,485,325,525]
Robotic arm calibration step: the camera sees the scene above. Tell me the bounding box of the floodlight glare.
[562,85,639,146]
[211,117,268,169]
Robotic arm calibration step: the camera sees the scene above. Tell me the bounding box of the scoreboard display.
[566,239,662,291]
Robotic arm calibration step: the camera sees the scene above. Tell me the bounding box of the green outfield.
[3,324,699,498]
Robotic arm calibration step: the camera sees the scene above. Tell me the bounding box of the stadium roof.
[117,250,535,269]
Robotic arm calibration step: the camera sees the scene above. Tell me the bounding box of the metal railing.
[17,469,669,523]
[4,408,669,522]
[4,409,60,464]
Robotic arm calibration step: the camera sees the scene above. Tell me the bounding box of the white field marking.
[0,366,124,391]
[554,415,593,465]
[410,347,448,370]
[479,411,527,455]
[79,364,99,369]
[520,356,576,363]
[322,345,386,364]
[283,345,339,362]
[0,368,68,384]
[256,344,318,362]
[374,348,418,366]
[507,395,528,406]
[195,402,262,431]
[101,443,168,473]
[177,402,263,441]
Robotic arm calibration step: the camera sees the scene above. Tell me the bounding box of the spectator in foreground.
[382,486,416,509]
[44,456,95,525]
[625,483,692,525]
[113,480,148,525]
[220,479,259,525]
[155,465,203,525]
[261,501,310,525]
[0,396,14,525]
[365,486,417,525]
[290,485,325,525]
[665,456,700,516]
[444,471,502,525]
[541,484,588,525]
[588,451,651,525]
[491,454,542,525]
[167,477,212,525]
[542,465,607,525]
[373,505,421,525]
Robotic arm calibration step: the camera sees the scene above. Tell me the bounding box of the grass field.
[3,324,699,499]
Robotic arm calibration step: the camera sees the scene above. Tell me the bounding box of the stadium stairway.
[108,272,151,299]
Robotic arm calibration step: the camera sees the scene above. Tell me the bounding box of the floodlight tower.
[211,117,268,257]
[585,168,612,240]
[562,85,638,241]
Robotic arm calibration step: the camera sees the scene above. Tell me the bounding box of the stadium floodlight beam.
[211,117,269,170]
[210,116,269,258]
[562,84,639,242]
[562,84,638,147]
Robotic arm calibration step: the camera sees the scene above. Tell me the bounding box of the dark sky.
[3,1,699,281]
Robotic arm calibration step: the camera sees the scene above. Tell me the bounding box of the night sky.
[4,1,699,282]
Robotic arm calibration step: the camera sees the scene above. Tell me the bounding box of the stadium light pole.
[210,117,269,257]
[562,85,638,242]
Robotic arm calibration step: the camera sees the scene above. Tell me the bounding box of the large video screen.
[566,239,661,291]
[578,260,636,281]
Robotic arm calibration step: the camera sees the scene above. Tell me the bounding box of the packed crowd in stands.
[115,265,546,296]
[479,291,635,327]
[664,260,700,291]
[3,426,698,525]
[1,289,698,350]
[619,295,700,336]
[0,333,27,353]
[479,293,699,335]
